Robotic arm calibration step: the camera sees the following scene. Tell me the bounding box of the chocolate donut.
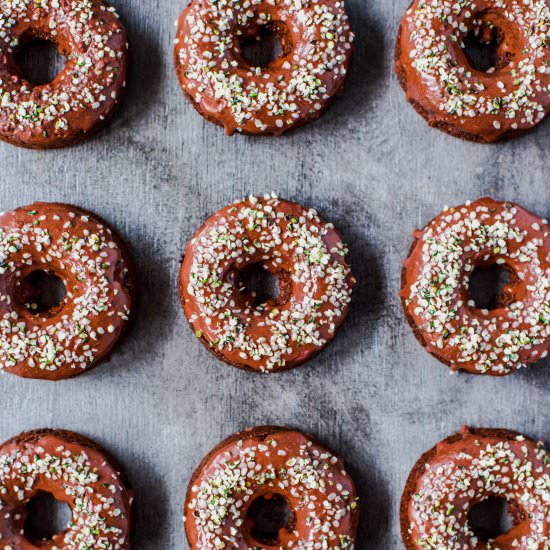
[0,202,135,381]
[401,427,550,549]
[179,195,355,372]
[395,0,550,142]
[0,0,128,149]
[184,426,360,549]
[174,0,353,135]
[0,429,133,549]
[401,198,549,376]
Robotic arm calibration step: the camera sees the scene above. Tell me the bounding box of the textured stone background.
[0,0,548,548]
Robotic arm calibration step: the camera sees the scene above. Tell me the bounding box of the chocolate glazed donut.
[395,0,550,142]
[0,202,136,381]
[401,427,550,550]
[179,194,355,372]
[0,0,129,149]
[0,429,133,549]
[401,197,549,376]
[184,426,360,549]
[174,0,354,135]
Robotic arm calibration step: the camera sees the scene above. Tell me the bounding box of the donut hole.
[14,35,66,86]
[462,23,508,73]
[468,263,511,310]
[18,270,67,314]
[24,491,72,544]
[468,497,514,541]
[235,263,283,307]
[239,23,288,68]
[246,493,294,545]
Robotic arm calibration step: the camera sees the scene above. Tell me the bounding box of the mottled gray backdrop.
[0,0,548,548]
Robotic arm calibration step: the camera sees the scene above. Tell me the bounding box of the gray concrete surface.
[0,0,548,548]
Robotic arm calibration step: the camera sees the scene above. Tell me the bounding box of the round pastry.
[0,0,129,149]
[184,426,360,549]
[0,428,133,549]
[179,194,355,372]
[0,202,135,381]
[401,197,549,376]
[174,0,354,135]
[401,426,550,549]
[395,0,550,142]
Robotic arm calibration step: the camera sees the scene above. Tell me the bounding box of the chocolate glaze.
[400,427,550,549]
[179,195,355,372]
[401,197,549,376]
[0,0,129,149]
[184,426,360,549]
[0,202,135,381]
[395,0,550,143]
[0,429,133,549]
[174,0,353,135]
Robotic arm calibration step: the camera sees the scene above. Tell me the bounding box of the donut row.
[1,0,549,147]
[0,425,547,548]
[0,196,547,380]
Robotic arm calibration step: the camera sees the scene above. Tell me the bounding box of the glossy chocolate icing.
[0,429,133,550]
[0,202,135,381]
[0,0,128,149]
[401,197,549,375]
[401,427,550,549]
[179,195,355,372]
[185,426,360,549]
[395,0,550,142]
[174,0,353,135]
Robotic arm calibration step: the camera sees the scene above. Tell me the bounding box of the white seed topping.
[404,200,549,374]
[175,0,354,133]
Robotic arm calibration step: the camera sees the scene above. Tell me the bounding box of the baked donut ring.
[174,0,354,135]
[401,427,550,549]
[0,202,135,380]
[0,0,129,149]
[184,426,360,549]
[179,195,355,372]
[395,0,550,142]
[0,429,133,549]
[401,197,549,375]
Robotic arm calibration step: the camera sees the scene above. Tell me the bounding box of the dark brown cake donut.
[0,0,129,149]
[184,426,360,549]
[0,428,133,549]
[0,202,135,381]
[395,0,550,142]
[401,427,550,549]
[179,194,355,372]
[401,197,549,376]
[174,0,354,135]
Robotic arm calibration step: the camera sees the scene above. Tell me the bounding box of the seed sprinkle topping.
[402,198,549,375]
[175,0,353,134]
[0,431,132,549]
[185,429,359,549]
[0,0,128,145]
[0,203,133,378]
[407,431,550,549]
[180,194,355,372]
[398,0,550,139]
